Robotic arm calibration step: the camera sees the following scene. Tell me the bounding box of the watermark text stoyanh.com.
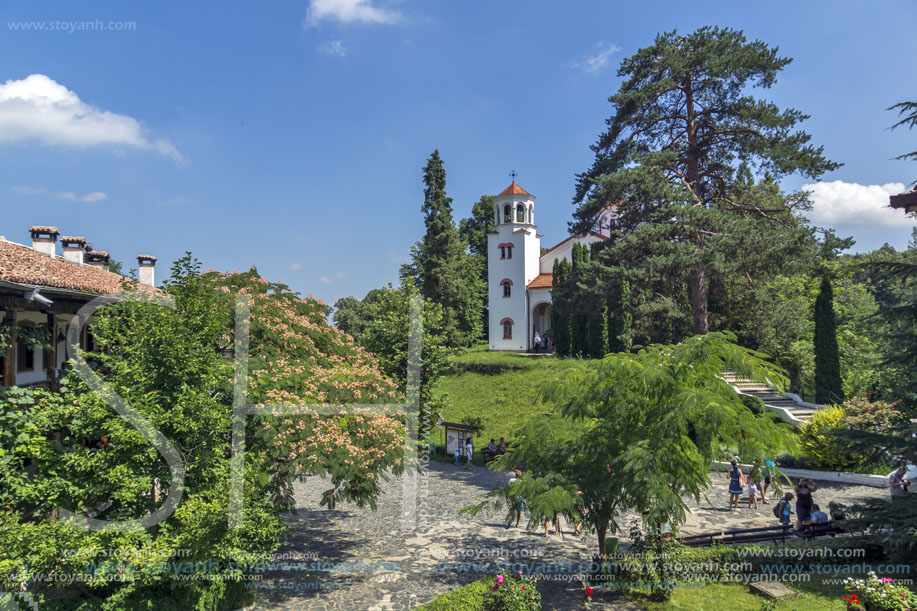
[8,20,137,33]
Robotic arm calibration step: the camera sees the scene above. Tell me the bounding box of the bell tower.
[487,176,540,350]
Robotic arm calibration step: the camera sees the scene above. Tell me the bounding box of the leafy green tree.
[572,27,838,336]
[0,257,406,609]
[459,195,496,340]
[358,280,454,434]
[402,150,484,346]
[814,275,844,404]
[465,333,795,562]
[331,288,386,341]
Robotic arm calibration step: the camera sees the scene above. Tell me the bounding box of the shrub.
[845,572,913,610]
[840,395,903,431]
[799,406,859,470]
[488,572,541,611]
[417,577,496,611]
[739,394,766,415]
[417,574,541,611]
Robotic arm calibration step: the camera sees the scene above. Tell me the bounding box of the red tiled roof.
[498,182,532,197]
[0,240,157,295]
[526,273,553,290]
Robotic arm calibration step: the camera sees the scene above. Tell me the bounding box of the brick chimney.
[86,250,110,270]
[137,254,157,287]
[29,226,59,257]
[60,236,87,265]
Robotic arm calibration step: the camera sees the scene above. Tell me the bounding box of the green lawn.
[430,344,586,452]
[628,580,846,610]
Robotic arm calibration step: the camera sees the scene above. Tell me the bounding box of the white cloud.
[318,40,347,57]
[320,275,333,284]
[11,185,46,195]
[571,43,621,74]
[803,181,913,228]
[335,271,346,278]
[287,263,303,271]
[305,0,402,26]
[0,74,182,161]
[56,191,108,203]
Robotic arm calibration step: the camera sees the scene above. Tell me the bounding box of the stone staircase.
[723,371,821,425]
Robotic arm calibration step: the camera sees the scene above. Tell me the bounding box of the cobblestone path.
[249,461,885,611]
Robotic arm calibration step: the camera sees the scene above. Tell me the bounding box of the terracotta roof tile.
[0,240,157,295]
[498,182,533,197]
[526,273,553,290]
[29,226,59,235]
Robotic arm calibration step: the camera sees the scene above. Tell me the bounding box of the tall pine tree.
[571,27,838,336]
[813,275,843,404]
[402,150,484,347]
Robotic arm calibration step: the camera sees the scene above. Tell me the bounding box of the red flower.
[585,587,594,596]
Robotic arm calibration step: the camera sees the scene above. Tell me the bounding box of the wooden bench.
[796,520,844,539]
[679,525,794,547]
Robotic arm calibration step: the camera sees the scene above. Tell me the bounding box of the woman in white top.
[464,437,473,470]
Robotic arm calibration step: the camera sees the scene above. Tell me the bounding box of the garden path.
[248,462,882,611]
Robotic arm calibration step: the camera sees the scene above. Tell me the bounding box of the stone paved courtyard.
[249,461,883,611]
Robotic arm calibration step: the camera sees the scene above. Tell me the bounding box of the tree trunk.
[597,524,607,558]
[689,262,709,335]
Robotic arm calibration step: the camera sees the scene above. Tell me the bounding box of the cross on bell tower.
[509,170,518,183]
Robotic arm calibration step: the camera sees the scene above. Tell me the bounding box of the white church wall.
[539,234,606,274]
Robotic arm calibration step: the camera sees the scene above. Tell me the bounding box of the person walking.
[749,459,770,505]
[507,469,524,528]
[727,461,745,512]
[464,437,474,470]
[794,478,817,530]
[774,492,794,528]
[761,456,775,502]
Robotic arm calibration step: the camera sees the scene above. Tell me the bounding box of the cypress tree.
[570,244,589,356]
[551,258,572,357]
[814,275,843,404]
[403,150,484,346]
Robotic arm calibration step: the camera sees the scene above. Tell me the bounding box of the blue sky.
[1,0,915,305]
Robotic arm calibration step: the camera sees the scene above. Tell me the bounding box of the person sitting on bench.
[497,437,508,455]
[484,439,498,460]
[810,504,829,524]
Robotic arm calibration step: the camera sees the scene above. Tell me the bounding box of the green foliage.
[739,394,766,415]
[845,572,913,610]
[889,99,917,172]
[432,345,584,446]
[358,280,454,435]
[465,333,795,557]
[416,576,497,611]
[489,573,541,611]
[550,258,573,357]
[459,194,497,340]
[799,407,858,470]
[814,276,844,404]
[0,255,406,608]
[402,150,485,347]
[572,27,838,336]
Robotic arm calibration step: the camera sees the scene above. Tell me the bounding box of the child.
[453,444,461,466]
[747,481,759,509]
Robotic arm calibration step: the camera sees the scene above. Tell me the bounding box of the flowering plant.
[488,572,541,610]
[844,573,912,610]
[584,585,594,609]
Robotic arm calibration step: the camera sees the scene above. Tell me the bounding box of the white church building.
[487,181,610,351]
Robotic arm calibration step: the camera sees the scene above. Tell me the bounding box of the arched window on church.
[516,204,525,223]
[498,243,513,259]
[500,317,514,339]
[500,279,512,298]
[503,204,512,223]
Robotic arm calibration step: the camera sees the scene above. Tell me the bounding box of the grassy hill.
[431,345,586,451]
